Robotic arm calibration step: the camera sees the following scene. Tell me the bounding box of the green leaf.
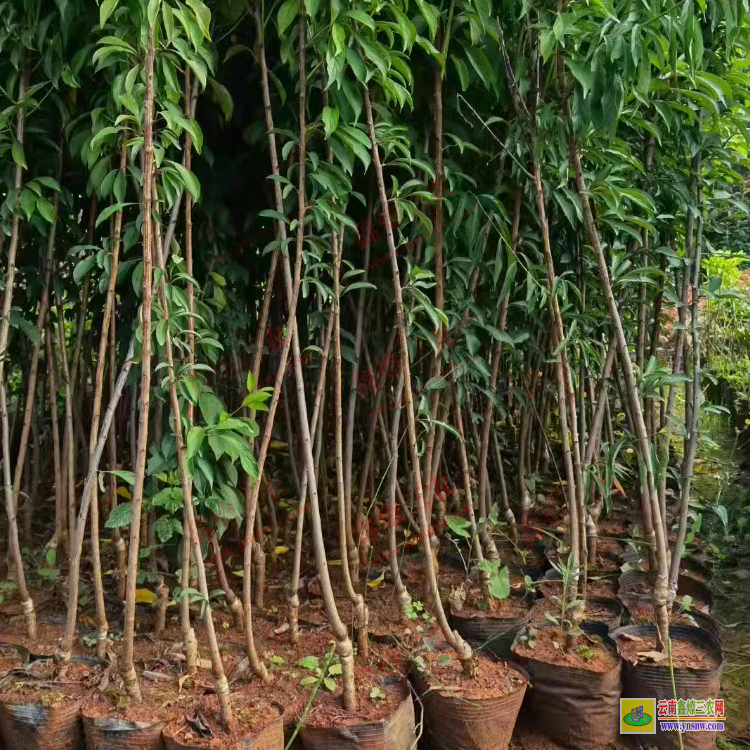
[298,655,320,670]
[199,392,224,425]
[185,0,211,39]
[106,501,133,528]
[246,372,255,392]
[96,202,130,228]
[186,426,205,460]
[445,515,471,538]
[343,9,375,30]
[147,0,160,28]
[12,141,26,169]
[415,0,438,40]
[566,59,592,98]
[208,80,233,122]
[166,160,200,201]
[323,677,336,692]
[322,106,339,137]
[489,566,510,599]
[74,256,97,285]
[184,373,201,402]
[100,0,119,27]
[35,196,56,224]
[342,281,376,296]
[277,0,298,35]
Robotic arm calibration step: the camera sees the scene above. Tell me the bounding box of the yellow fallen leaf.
[367,572,384,588]
[327,559,343,566]
[135,588,157,604]
[117,486,132,499]
[274,546,289,555]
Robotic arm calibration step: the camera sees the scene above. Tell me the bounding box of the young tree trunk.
[452,381,493,608]
[347,201,372,574]
[288,309,334,643]
[332,227,369,659]
[364,87,474,674]
[46,326,65,555]
[477,192,520,544]
[254,20,359,709]
[385,372,412,620]
[670,151,703,597]
[54,295,77,566]
[15,146,61,549]
[556,48,670,650]
[120,25,156,701]
[108,282,127,602]
[0,62,36,638]
[87,143,126,658]
[153,209,234,729]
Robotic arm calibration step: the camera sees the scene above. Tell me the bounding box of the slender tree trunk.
[54,295,77,566]
[120,26,156,701]
[154,204,234,727]
[385,372,412,620]
[332,227,369,659]
[348,201,372,573]
[452,381,493,607]
[15,146,61,549]
[478,192,520,543]
[364,87,474,674]
[46,326,65,555]
[109,279,127,602]
[670,151,703,597]
[556,46,670,650]
[0,62,36,638]
[288,309,334,643]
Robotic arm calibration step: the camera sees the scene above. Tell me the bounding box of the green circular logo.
[624,711,653,727]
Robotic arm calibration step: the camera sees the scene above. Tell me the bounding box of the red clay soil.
[0,658,103,705]
[529,599,618,625]
[615,632,720,669]
[511,725,630,750]
[163,694,279,749]
[303,672,403,728]
[0,646,26,673]
[622,597,701,625]
[539,576,618,600]
[453,591,531,619]
[0,617,71,656]
[419,648,526,699]
[514,626,619,673]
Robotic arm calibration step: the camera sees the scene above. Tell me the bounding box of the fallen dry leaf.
[637,650,668,662]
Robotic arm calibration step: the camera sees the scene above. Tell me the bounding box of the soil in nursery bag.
[411,649,528,750]
[449,593,532,658]
[0,658,101,750]
[529,597,623,633]
[163,695,283,750]
[538,570,618,600]
[511,624,622,749]
[618,571,712,612]
[613,624,723,750]
[621,595,722,639]
[81,677,169,750]
[0,642,29,672]
[299,677,414,750]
